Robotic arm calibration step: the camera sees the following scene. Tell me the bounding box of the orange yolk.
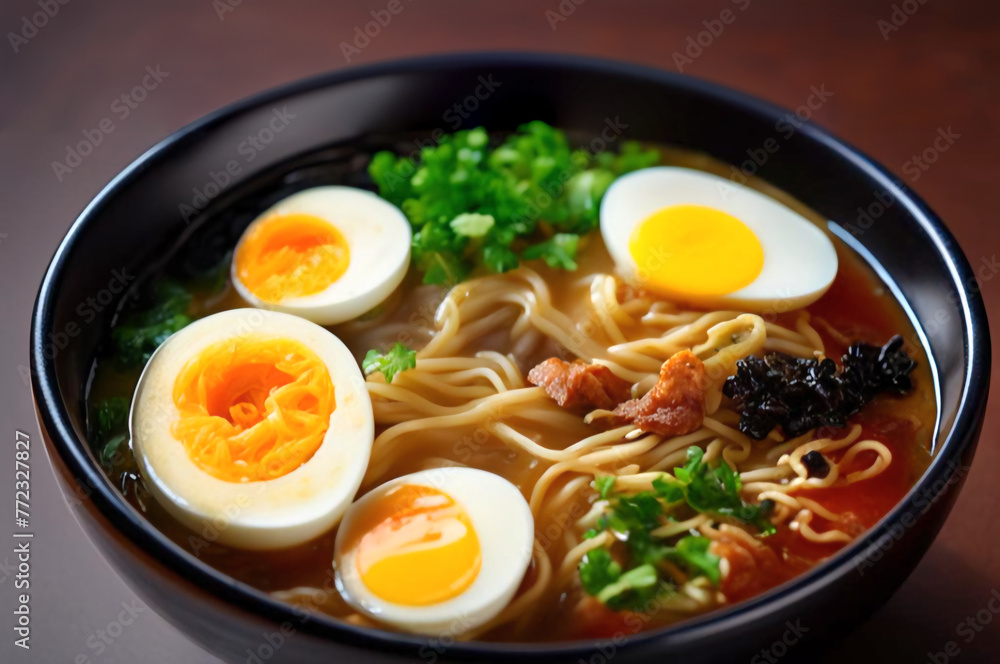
[171,336,335,482]
[350,485,481,606]
[628,204,764,298]
[235,212,350,303]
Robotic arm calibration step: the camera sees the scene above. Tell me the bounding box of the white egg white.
[600,166,838,311]
[130,309,374,550]
[334,467,535,636]
[232,186,411,325]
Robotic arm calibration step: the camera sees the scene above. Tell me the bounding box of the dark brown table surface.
[2,1,998,662]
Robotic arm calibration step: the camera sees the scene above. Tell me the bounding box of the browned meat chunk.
[527,358,632,413]
[612,350,706,436]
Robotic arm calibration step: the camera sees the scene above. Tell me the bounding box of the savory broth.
[86,141,935,642]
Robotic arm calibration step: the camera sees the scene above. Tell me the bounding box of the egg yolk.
[235,213,350,303]
[171,336,335,482]
[350,485,481,606]
[628,204,764,298]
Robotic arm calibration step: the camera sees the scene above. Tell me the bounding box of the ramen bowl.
[31,53,990,663]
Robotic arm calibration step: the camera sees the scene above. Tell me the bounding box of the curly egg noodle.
[170,336,335,483]
[269,262,899,638]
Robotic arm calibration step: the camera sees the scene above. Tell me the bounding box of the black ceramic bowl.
[31,53,990,663]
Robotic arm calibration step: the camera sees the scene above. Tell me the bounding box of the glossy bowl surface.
[31,52,990,664]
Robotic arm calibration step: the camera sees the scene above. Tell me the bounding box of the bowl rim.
[30,51,992,659]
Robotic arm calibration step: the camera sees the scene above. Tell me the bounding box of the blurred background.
[2,0,998,661]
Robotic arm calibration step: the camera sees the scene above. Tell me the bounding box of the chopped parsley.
[579,547,660,611]
[654,446,776,535]
[594,474,616,500]
[369,121,659,284]
[579,446,776,610]
[594,563,660,608]
[362,342,417,383]
[522,233,579,271]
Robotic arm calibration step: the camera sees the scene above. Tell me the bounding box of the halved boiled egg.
[232,186,411,325]
[334,468,534,636]
[600,167,838,311]
[130,308,374,550]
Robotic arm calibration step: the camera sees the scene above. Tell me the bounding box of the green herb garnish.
[594,475,616,500]
[579,547,622,596]
[90,397,130,468]
[362,342,417,383]
[369,121,659,284]
[111,279,193,367]
[666,532,721,585]
[655,446,777,535]
[578,531,716,611]
[522,233,579,271]
[594,563,659,608]
[579,446,776,610]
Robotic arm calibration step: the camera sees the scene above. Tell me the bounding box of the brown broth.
[86,144,936,642]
